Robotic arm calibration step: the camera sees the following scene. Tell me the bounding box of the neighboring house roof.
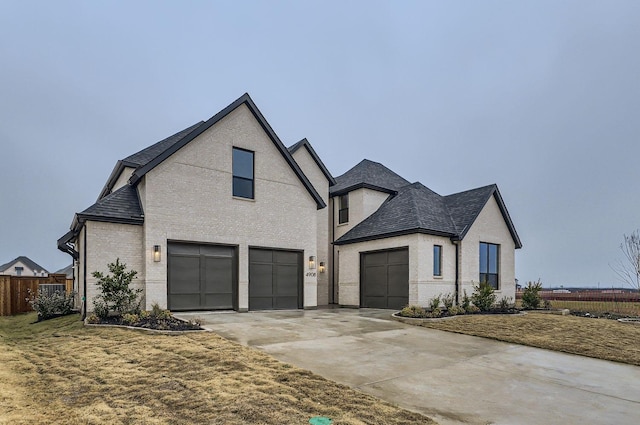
[335,182,522,248]
[74,184,144,228]
[330,159,411,196]
[288,138,337,185]
[55,264,74,278]
[0,256,49,274]
[128,93,326,209]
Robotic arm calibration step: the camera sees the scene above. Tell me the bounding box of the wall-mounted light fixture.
[319,261,326,273]
[153,245,161,262]
[308,255,316,269]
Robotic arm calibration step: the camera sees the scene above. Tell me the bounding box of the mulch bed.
[91,316,203,331]
[569,311,635,320]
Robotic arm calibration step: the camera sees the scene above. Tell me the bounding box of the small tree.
[521,280,543,309]
[92,258,141,316]
[611,230,640,293]
[471,281,496,312]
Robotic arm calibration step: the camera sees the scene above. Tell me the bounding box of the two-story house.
[58,94,521,316]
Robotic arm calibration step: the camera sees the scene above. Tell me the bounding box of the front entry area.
[360,248,409,309]
[167,242,237,311]
[249,248,302,310]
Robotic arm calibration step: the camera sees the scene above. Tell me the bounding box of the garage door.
[249,248,302,310]
[167,243,237,311]
[361,248,409,309]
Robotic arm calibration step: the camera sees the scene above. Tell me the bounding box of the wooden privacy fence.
[0,274,73,316]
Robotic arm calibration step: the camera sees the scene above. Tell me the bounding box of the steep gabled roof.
[335,181,522,248]
[129,93,326,209]
[0,256,49,273]
[288,138,336,185]
[75,184,144,227]
[330,159,410,196]
[445,185,522,248]
[334,183,458,244]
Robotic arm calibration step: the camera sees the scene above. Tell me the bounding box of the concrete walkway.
[175,309,640,425]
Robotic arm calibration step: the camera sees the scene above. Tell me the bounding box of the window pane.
[479,243,488,273]
[233,177,253,198]
[433,245,441,276]
[233,148,253,179]
[340,194,348,209]
[488,274,498,289]
[339,208,349,224]
[488,244,498,274]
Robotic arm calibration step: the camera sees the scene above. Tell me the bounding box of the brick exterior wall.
[291,146,330,305]
[140,104,318,310]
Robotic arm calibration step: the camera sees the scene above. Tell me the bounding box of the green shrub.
[465,305,481,314]
[27,289,76,321]
[448,305,466,315]
[93,299,109,320]
[399,305,427,318]
[441,293,454,310]
[428,307,442,318]
[498,296,513,312]
[92,258,142,316]
[428,294,441,311]
[122,313,139,325]
[461,289,471,311]
[139,310,150,320]
[149,302,172,320]
[521,280,543,309]
[86,314,100,324]
[471,281,497,312]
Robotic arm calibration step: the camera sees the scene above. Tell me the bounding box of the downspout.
[452,240,460,305]
[82,227,87,320]
[331,197,336,304]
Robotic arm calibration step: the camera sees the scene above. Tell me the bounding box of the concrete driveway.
[175,308,640,425]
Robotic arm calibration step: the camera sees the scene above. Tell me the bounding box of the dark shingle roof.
[77,185,144,225]
[55,264,74,278]
[122,121,205,167]
[444,185,497,235]
[335,182,522,248]
[330,159,411,196]
[334,183,458,244]
[0,256,49,273]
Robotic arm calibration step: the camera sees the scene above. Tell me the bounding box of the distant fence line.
[515,290,640,316]
[0,274,73,316]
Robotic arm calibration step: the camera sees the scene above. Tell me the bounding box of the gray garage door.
[249,248,302,310]
[361,248,409,309]
[167,243,237,311]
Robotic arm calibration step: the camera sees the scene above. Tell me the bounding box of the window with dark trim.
[14,266,23,276]
[479,242,499,289]
[232,147,254,199]
[338,194,349,224]
[433,245,442,277]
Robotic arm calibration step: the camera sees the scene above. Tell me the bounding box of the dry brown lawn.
[417,312,640,366]
[0,313,435,425]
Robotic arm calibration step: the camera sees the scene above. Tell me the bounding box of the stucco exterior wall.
[84,221,144,313]
[459,195,516,303]
[142,104,318,310]
[291,146,330,305]
[111,167,136,193]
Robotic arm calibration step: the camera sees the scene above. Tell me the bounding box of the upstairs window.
[14,266,23,276]
[338,194,349,224]
[433,245,442,277]
[232,148,254,199]
[479,242,499,289]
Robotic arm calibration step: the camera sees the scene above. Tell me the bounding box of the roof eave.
[334,228,456,246]
[290,138,336,185]
[330,183,397,197]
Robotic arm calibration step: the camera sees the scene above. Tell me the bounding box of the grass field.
[0,313,434,425]
[417,312,640,366]
[549,300,640,316]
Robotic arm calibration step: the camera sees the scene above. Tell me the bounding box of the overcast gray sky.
[1,1,639,287]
